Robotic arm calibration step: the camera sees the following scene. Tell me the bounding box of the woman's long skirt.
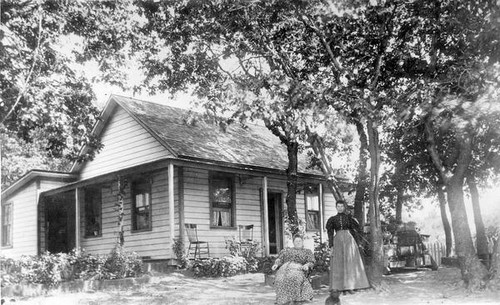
[274,262,314,304]
[330,230,370,291]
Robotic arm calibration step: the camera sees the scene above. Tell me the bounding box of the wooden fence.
[424,241,446,266]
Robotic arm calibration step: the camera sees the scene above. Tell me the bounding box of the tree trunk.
[353,119,368,227]
[366,119,384,284]
[467,174,489,266]
[307,132,345,201]
[285,141,300,236]
[437,185,453,257]
[447,177,487,289]
[395,184,404,224]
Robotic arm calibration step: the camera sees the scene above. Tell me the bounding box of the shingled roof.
[112,95,320,175]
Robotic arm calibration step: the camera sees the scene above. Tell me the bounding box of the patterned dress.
[326,213,370,291]
[274,247,315,305]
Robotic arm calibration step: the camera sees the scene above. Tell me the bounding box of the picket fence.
[424,241,446,266]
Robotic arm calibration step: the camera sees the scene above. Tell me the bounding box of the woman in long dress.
[326,200,370,293]
[271,235,315,304]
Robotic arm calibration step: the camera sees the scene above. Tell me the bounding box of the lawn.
[4,266,499,305]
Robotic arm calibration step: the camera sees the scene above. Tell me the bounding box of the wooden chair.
[238,224,254,251]
[185,223,210,259]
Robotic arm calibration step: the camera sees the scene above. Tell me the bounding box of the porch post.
[262,176,269,256]
[318,183,324,243]
[75,187,81,253]
[168,162,175,256]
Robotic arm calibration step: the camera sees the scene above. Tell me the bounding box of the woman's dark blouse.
[326,213,360,247]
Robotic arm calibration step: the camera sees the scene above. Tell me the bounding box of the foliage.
[283,213,306,240]
[312,233,330,274]
[256,256,277,275]
[0,128,72,188]
[190,256,248,277]
[173,238,188,269]
[103,245,143,280]
[224,237,260,272]
[0,249,143,287]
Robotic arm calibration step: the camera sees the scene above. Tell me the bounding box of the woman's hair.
[292,234,304,241]
[336,200,347,207]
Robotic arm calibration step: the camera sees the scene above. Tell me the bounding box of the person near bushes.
[271,234,315,305]
[326,200,370,294]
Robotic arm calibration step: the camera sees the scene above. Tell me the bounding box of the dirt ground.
[4,266,500,305]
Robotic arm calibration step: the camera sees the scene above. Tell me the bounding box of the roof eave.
[1,170,77,199]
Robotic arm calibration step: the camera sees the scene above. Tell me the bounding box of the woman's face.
[293,237,304,248]
[336,203,345,213]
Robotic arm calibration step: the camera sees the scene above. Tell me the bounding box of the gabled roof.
[72,94,321,175]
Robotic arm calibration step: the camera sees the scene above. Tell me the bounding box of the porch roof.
[1,170,77,199]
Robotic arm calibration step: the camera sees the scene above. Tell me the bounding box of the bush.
[103,246,143,279]
[224,237,260,272]
[191,256,248,277]
[172,238,188,268]
[256,256,276,275]
[313,233,330,274]
[0,247,144,287]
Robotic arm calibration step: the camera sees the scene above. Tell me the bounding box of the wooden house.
[1,95,345,262]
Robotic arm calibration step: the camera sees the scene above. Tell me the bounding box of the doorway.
[267,192,283,255]
[45,191,75,253]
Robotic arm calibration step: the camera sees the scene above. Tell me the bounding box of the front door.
[267,192,283,255]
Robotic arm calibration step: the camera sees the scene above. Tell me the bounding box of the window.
[84,187,102,237]
[132,179,152,231]
[210,173,235,228]
[305,186,320,231]
[2,202,13,247]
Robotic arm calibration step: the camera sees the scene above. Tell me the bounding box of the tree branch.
[1,4,43,124]
[424,115,450,183]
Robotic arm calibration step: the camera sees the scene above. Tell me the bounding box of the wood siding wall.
[80,168,171,259]
[181,167,334,257]
[2,178,69,258]
[79,106,173,180]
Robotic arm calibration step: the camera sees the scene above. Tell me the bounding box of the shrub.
[256,256,276,275]
[172,238,188,268]
[191,256,248,277]
[0,247,143,287]
[224,237,260,272]
[103,245,143,279]
[313,233,330,274]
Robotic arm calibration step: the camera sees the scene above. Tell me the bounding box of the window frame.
[209,172,236,229]
[84,187,102,238]
[1,201,13,248]
[131,178,153,232]
[304,185,321,231]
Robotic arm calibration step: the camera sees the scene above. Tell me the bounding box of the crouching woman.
[271,235,315,305]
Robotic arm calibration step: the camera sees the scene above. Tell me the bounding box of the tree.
[0,0,143,187]
[412,1,500,288]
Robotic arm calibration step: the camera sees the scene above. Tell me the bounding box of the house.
[1,95,346,262]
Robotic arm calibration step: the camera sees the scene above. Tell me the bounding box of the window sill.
[132,228,153,233]
[84,234,102,239]
[210,226,237,230]
[1,245,13,249]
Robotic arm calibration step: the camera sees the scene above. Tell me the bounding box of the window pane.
[212,179,231,203]
[132,180,151,231]
[2,204,12,246]
[306,194,319,211]
[307,211,320,230]
[210,174,234,227]
[85,188,101,237]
